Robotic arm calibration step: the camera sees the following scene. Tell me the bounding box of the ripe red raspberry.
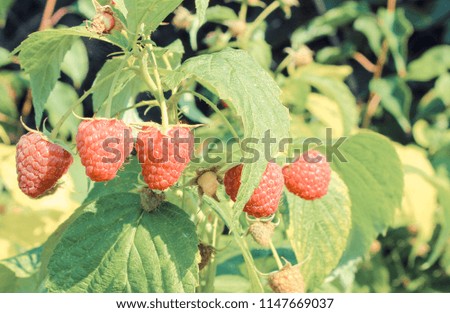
[282,150,331,200]
[224,162,284,218]
[76,118,133,182]
[136,126,194,191]
[268,263,305,293]
[16,133,73,198]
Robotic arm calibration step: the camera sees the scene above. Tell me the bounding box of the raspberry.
[268,263,305,293]
[136,126,194,191]
[282,150,331,200]
[248,221,275,247]
[16,132,73,198]
[76,118,133,182]
[224,162,284,218]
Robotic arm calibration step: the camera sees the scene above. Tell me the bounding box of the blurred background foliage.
[0,0,449,292]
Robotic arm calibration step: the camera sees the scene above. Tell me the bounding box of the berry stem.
[244,1,280,40]
[179,90,240,140]
[269,239,283,270]
[140,47,170,133]
[239,1,248,21]
[104,54,130,118]
[49,69,124,140]
[49,91,90,140]
[148,45,172,132]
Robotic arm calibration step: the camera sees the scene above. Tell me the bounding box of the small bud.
[226,20,247,38]
[286,45,314,67]
[172,6,194,30]
[197,171,220,199]
[248,221,275,247]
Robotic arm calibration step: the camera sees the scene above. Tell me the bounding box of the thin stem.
[39,0,57,30]
[269,240,283,270]
[50,90,91,140]
[148,46,170,132]
[245,1,280,39]
[362,94,381,128]
[387,0,397,12]
[362,40,389,128]
[353,52,376,73]
[113,100,159,117]
[203,216,222,293]
[139,53,158,92]
[104,55,130,117]
[50,70,122,139]
[181,90,240,140]
[239,2,248,21]
[50,7,69,26]
[275,54,291,74]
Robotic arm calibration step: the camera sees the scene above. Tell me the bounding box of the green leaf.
[45,82,82,138]
[329,132,404,265]
[353,15,382,54]
[124,0,183,35]
[12,26,120,126]
[246,39,272,69]
[291,1,370,47]
[196,0,209,25]
[0,247,42,292]
[306,93,344,137]
[92,57,144,116]
[297,67,357,135]
[180,48,290,217]
[315,43,355,64]
[189,1,210,51]
[46,193,199,292]
[154,39,185,70]
[394,145,438,245]
[407,45,450,82]
[206,5,238,23]
[60,37,89,89]
[13,29,79,126]
[0,0,14,27]
[178,93,211,124]
[286,172,351,290]
[0,47,11,67]
[83,157,141,204]
[370,77,412,133]
[423,174,450,270]
[378,8,413,77]
[279,75,311,113]
[435,73,450,105]
[0,73,20,118]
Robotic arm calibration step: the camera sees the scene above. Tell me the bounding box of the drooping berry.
[268,263,305,293]
[16,133,73,198]
[136,126,194,191]
[198,243,215,271]
[224,162,284,218]
[76,118,133,182]
[282,150,331,200]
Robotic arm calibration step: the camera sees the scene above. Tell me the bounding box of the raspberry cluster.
[16,119,194,198]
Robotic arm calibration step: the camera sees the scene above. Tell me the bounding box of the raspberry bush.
[0,0,449,293]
